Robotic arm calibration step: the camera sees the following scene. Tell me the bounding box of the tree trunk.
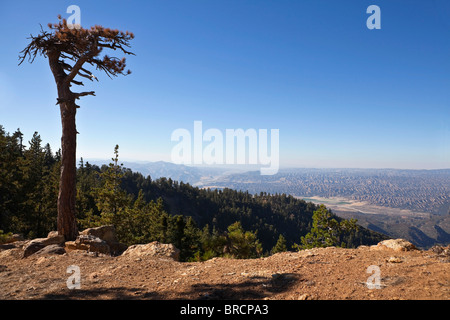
[47,50,80,241]
[57,99,79,240]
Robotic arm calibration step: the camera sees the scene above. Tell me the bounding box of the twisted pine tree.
[19,16,135,240]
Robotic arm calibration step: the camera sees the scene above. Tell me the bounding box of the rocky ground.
[0,232,449,301]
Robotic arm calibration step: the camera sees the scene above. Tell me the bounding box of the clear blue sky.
[1,0,449,169]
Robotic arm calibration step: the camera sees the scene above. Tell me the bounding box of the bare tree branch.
[70,79,84,86]
[64,55,88,85]
[74,91,96,99]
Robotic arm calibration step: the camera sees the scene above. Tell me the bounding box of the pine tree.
[297,205,358,250]
[94,145,131,226]
[37,141,60,234]
[271,234,288,254]
[0,128,26,232]
[113,189,149,245]
[225,221,263,259]
[179,216,201,261]
[77,159,101,228]
[19,17,134,240]
[23,132,47,237]
[0,126,11,230]
[147,198,170,243]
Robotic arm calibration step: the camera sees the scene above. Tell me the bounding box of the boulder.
[34,244,66,256]
[0,243,17,251]
[375,239,417,252]
[80,225,117,243]
[108,241,128,256]
[65,235,111,255]
[47,231,59,238]
[121,241,180,261]
[22,232,65,258]
[430,245,450,262]
[79,225,127,255]
[0,239,27,251]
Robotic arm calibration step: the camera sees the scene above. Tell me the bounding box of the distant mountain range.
[121,161,207,184]
[86,159,240,186]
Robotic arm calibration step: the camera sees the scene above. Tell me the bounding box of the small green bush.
[0,230,13,244]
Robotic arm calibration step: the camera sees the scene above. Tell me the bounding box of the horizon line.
[80,157,450,171]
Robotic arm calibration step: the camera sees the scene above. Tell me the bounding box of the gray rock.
[65,234,111,255]
[121,241,180,261]
[34,244,66,256]
[47,231,60,238]
[0,243,17,251]
[80,225,118,243]
[79,225,127,255]
[22,234,65,258]
[376,239,417,252]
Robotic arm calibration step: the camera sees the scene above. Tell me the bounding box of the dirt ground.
[0,244,449,301]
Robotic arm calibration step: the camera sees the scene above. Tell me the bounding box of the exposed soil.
[0,244,449,300]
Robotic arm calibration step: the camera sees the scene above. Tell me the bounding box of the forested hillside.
[0,126,387,261]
